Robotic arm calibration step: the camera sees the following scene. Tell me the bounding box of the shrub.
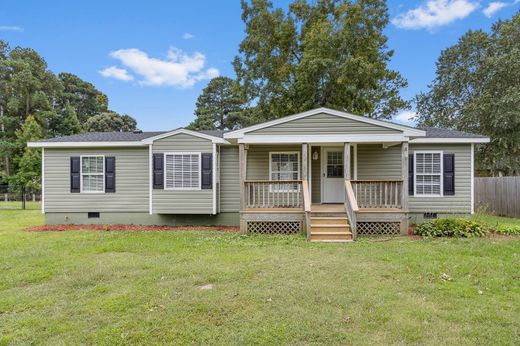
[495,224,520,235]
[416,218,487,238]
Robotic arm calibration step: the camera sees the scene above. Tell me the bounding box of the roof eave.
[27,141,147,148]
[410,137,490,144]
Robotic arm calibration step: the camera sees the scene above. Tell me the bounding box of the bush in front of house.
[416,218,487,238]
[495,224,520,235]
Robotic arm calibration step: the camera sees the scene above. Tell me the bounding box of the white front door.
[322,147,345,203]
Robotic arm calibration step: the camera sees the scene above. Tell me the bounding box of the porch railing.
[244,180,303,209]
[351,180,403,209]
[344,180,359,239]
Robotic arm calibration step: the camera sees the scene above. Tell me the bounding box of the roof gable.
[224,108,426,139]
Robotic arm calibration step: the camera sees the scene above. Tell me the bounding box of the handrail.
[351,179,403,183]
[302,180,311,239]
[344,180,359,240]
[244,180,302,183]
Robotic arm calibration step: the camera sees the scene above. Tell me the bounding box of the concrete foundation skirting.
[45,212,240,226]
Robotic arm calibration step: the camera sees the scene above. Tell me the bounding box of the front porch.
[238,142,409,241]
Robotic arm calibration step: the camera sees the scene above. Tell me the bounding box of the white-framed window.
[269,152,300,191]
[164,152,201,190]
[414,151,443,197]
[81,155,104,193]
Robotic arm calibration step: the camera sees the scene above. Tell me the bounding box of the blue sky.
[1,0,519,130]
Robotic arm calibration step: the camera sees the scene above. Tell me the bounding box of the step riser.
[311,234,353,241]
[311,226,350,232]
[311,219,349,225]
[311,213,346,218]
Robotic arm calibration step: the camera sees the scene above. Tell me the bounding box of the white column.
[212,143,217,215]
[302,143,308,181]
[344,143,351,180]
[401,142,409,211]
[149,144,153,215]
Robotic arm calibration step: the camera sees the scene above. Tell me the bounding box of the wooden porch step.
[311,216,349,225]
[310,224,351,232]
[310,231,353,242]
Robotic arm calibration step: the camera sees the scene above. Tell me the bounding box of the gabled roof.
[224,107,427,139]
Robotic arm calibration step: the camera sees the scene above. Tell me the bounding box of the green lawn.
[0,211,519,345]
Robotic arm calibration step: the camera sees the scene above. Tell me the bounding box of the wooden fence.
[474,177,520,217]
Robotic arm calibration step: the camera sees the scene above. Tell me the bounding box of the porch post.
[401,141,409,235]
[401,142,409,211]
[344,143,351,180]
[301,143,308,181]
[239,143,248,233]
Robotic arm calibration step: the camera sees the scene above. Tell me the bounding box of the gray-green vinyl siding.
[246,145,301,180]
[250,113,401,135]
[152,133,213,214]
[219,146,240,212]
[44,148,148,212]
[409,143,472,214]
[356,144,402,180]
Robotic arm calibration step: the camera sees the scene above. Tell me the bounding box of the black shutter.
[201,153,212,189]
[105,157,116,193]
[408,154,414,196]
[70,157,80,193]
[153,153,164,189]
[443,154,455,195]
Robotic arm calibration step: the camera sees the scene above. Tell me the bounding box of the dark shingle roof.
[421,127,487,138]
[39,131,167,142]
[35,126,484,143]
[38,129,229,143]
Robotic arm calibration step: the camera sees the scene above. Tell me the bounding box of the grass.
[471,213,520,229]
[0,201,41,210]
[0,211,519,345]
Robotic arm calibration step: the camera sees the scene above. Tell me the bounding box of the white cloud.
[392,0,479,30]
[0,25,23,32]
[483,1,515,17]
[99,66,134,81]
[182,32,194,40]
[106,47,219,88]
[394,111,417,124]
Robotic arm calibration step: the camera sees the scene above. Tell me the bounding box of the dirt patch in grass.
[26,224,240,232]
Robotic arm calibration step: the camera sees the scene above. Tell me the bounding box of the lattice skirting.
[357,222,400,236]
[247,221,302,235]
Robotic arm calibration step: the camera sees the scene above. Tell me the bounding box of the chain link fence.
[0,184,41,210]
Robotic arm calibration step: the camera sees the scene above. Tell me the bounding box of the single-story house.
[29,108,490,242]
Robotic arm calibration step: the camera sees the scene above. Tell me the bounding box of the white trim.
[411,137,489,144]
[224,107,426,138]
[41,148,45,214]
[80,155,105,193]
[149,144,153,215]
[237,134,410,144]
[471,143,475,214]
[163,152,202,191]
[413,151,443,198]
[142,128,229,144]
[28,141,146,148]
[212,143,217,215]
[269,151,300,192]
[353,144,358,180]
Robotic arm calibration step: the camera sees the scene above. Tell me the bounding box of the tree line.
[3,0,520,192]
[190,1,520,176]
[0,40,137,190]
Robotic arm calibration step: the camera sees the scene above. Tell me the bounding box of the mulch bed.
[26,224,240,233]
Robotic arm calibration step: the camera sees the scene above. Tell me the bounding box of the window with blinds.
[165,153,201,190]
[269,152,300,192]
[81,156,104,193]
[415,152,442,196]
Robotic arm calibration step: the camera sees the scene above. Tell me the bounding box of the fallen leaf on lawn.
[198,284,214,290]
[440,273,452,281]
[343,316,353,324]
